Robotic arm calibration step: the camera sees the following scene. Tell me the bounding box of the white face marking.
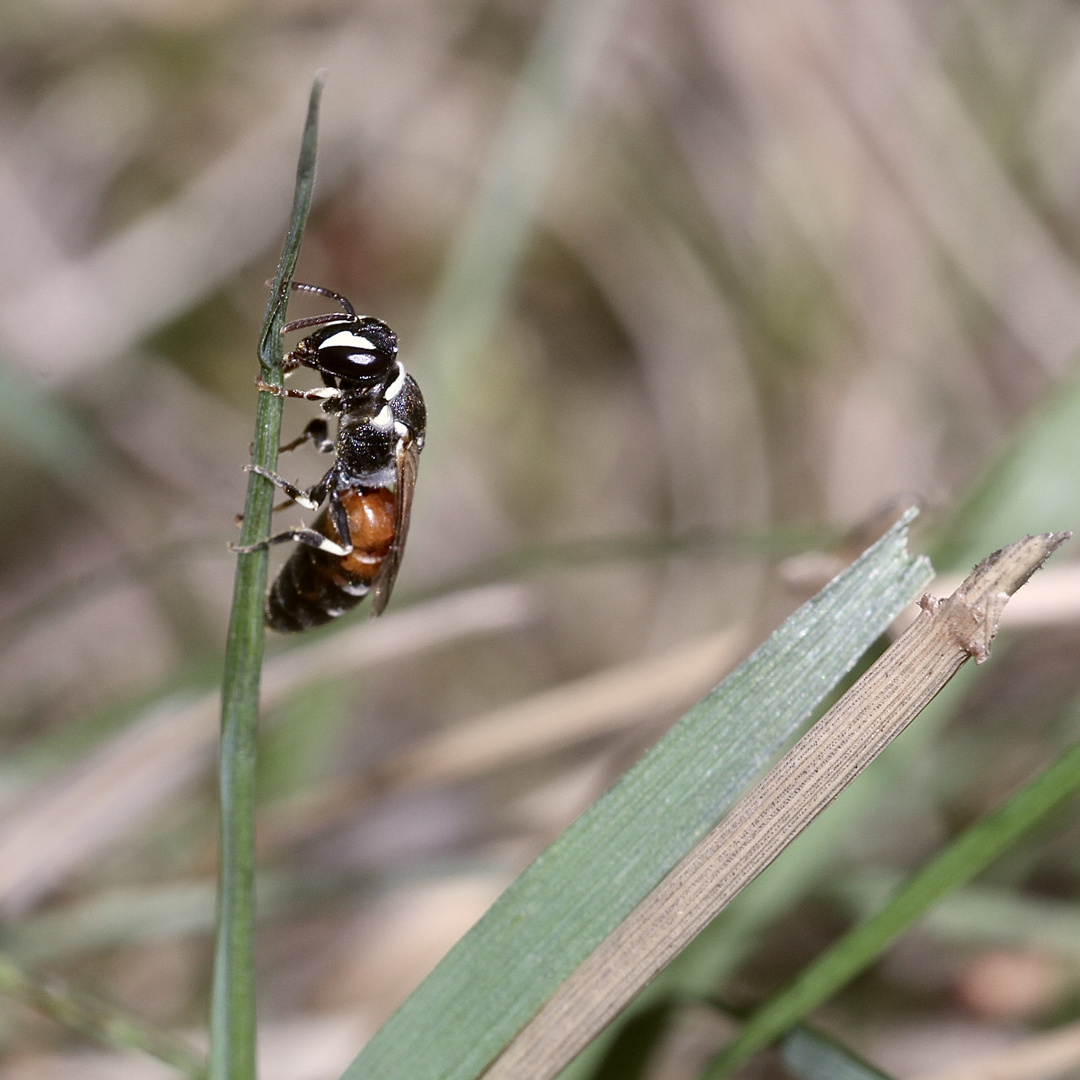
[321,330,376,352]
[384,363,406,399]
[371,405,394,430]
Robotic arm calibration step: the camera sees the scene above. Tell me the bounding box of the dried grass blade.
[484,533,1068,1080]
[341,510,931,1080]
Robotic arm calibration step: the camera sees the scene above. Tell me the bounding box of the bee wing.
[370,435,421,616]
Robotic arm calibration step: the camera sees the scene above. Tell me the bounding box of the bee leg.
[230,527,350,557]
[234,495,310,525]
[231,483,350,555]
[254,379,342,403]
[310,420,335,452]
[279,418,333,454]
[245,465,323,510]
[328,494,353,551]
[281,340,319,375]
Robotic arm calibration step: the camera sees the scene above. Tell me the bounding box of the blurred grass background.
[2,0,1080,1077]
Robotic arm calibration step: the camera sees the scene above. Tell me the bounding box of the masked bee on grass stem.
[232,282,425,632]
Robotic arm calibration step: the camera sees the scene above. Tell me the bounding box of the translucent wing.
[370,435,421,616]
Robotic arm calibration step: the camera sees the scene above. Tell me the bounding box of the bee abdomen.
[265,487,396,633]
[265,550,367,632]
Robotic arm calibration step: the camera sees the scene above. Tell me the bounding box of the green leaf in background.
[781,1027,897,1080]
[830,872,1080,962]
[0,951,206,1078]
[935,365,1080,570]
[342,509,931,1080]
[416,0,628,430]
[702,711,1080,1077]
[588,1002,677,1080]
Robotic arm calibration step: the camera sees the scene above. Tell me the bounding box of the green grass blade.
[0,364,132,512]
[340,510,931,1080]
[671,366,1080,1079]
[587,367,1080,1080]
[702,725,1080,1077]
[588,1002,676,1080]
[832,872,1080,961]
[209,73,324,1080]
[934,367,1080,570]
[558,751,931,1080]
[0,951,206,1077]
[417,0,625,430]
[780,1027,896,1080]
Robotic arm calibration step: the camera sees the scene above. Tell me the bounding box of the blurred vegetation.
[2,0,1080,1077]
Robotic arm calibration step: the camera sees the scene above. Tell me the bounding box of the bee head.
[310,317,398,386]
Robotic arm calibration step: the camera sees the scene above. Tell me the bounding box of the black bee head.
[310,317,398,386]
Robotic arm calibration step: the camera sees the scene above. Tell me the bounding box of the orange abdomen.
[266,486,398,632]
[335,488,396,582]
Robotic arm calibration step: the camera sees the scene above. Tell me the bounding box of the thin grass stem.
[208,73,324,1080]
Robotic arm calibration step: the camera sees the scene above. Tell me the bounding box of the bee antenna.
[290,282,356,318]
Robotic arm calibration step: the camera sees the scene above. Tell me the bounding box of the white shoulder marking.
[393,420,411,439]
[321,330,376,352]
[371,405,394,430]
[384,362,406,399]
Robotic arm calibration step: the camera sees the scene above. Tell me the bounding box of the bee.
[232,282,425,632]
